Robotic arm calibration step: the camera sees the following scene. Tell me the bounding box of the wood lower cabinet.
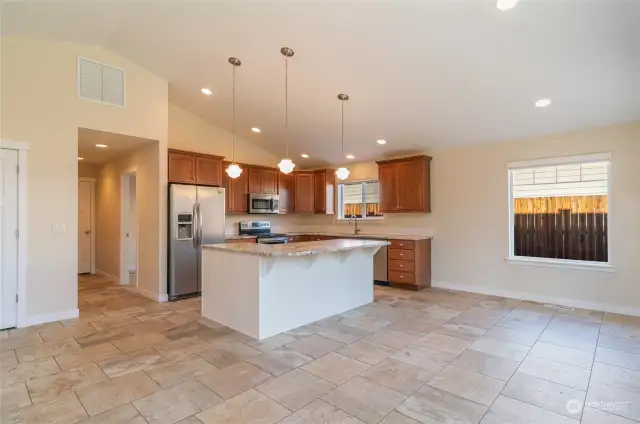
[314,169,335,214]
[248,167,278,194]
[222,161,249,213]
[387,238,431,290]
[169,149,224,186]
[278,173,295,214]
[376,155,432,213]
[294,172,314,213]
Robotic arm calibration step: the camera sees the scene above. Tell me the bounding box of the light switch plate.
[52,223,66,232]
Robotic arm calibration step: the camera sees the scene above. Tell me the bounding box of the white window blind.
[511,161,608,198]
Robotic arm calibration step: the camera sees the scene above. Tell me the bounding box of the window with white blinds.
[508,155,610,264]
[338,181,383,219]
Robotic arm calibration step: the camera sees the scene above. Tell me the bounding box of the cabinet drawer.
[390,239,415,250]
[389,270,415,284]
[389,259,415,272]
[388,248,415,261]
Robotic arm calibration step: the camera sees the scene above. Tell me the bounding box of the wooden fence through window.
[513,195,608,262]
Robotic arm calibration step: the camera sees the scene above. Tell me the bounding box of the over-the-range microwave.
[248,193,279,214]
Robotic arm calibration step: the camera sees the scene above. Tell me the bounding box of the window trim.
[506,152,613,269]
[337,179,384,221]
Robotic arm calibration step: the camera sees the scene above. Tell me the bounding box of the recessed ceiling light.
[346,154,355,159]
[301,154,309,158]
[535,98,552,108]
[251,127,261,133]
[95,144,108,148]
[376,139,386,145]
[496,0,519,11]
[201,88,212,95]
[78,157,84,160]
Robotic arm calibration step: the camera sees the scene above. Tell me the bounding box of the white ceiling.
[77,128,154,164]
[5,1,640,165]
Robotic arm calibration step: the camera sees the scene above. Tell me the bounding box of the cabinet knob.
[400,275,404,278]
[400,264,403,267]
[399,253,403,256]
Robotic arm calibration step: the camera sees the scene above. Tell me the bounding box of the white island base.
[201,239,387,340]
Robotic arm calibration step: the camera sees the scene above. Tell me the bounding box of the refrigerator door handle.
[198,202,204,246]
[192,203,199,248]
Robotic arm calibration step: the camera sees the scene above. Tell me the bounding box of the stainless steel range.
[239,221,288,244]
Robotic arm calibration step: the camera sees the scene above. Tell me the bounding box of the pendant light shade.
[277,158,295,174]
[226,57,243,179]
[335,167,350,180]
[226,163,242,179]
[278,47,295,174]
[336,93,350,181]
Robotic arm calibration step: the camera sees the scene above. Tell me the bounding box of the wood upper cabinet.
[278,172,295,214]
[376,155,432,213]
[195,155,223,186]
[313,169,335,214]
[222,161,249,213]
[168,149,223,186]
[168,151,196,183]
[248,167,278,194]
[378,164,399,212]
[294,172,314,213]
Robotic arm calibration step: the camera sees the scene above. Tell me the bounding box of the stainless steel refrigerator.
[168,184,225,300]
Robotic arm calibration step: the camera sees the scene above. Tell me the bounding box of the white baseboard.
[96,269,119,284]
[124,285,168,303]
[433,281,640,317]
[19,309,79,328]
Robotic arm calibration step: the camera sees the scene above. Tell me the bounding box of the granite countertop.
[203,239,390,257]
[284,232,432,241]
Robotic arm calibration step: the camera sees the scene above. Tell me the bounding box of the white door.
[78,180,93,274]
[0,149,18,329]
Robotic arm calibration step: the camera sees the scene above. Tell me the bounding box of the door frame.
[78,177,96,275]
[1,140,29,328]
[119,168,138,286]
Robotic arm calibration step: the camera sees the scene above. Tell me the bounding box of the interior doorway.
[78,178,95,274]
[120,171,138,286]
[0,148,19,330]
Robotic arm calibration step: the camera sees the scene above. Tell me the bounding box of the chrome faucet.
[349,215,361,235]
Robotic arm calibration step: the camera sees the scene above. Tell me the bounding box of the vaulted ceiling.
[4,0,640,165]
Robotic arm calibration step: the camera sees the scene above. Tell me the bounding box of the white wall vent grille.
[77,57,125,107]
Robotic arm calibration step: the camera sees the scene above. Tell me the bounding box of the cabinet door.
[262,169,278,194]
[397,160,423,211]
[195,156,222,186]
[378,164,399,212]
[294,173,314,212]
[313,172,326,213]
[168,152,195,183]
[278,173,295,214]
[248,168,263,193]
[231,169,248,213]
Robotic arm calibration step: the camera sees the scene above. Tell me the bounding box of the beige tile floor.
[1,275,639,423]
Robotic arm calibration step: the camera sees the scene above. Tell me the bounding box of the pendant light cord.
[232,62,236,163]
[341,98,345,158]
[284,56,289,158]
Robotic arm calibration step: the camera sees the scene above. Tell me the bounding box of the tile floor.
[1,275,640,423]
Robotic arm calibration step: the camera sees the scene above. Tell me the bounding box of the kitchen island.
[201,239,389,340]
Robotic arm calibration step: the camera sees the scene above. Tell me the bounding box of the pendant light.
[277,47,295,174]
[226,57,243,179]
[335,93,350,181]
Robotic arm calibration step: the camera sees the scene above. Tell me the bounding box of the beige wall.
[95,143,159,299]
[168,103,278,167]
[429,122,639,312]
[78,162,101,179]
[1,36,168,320]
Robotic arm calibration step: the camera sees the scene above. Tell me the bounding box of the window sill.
[335,217,385,223]
[506,257,616,272]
